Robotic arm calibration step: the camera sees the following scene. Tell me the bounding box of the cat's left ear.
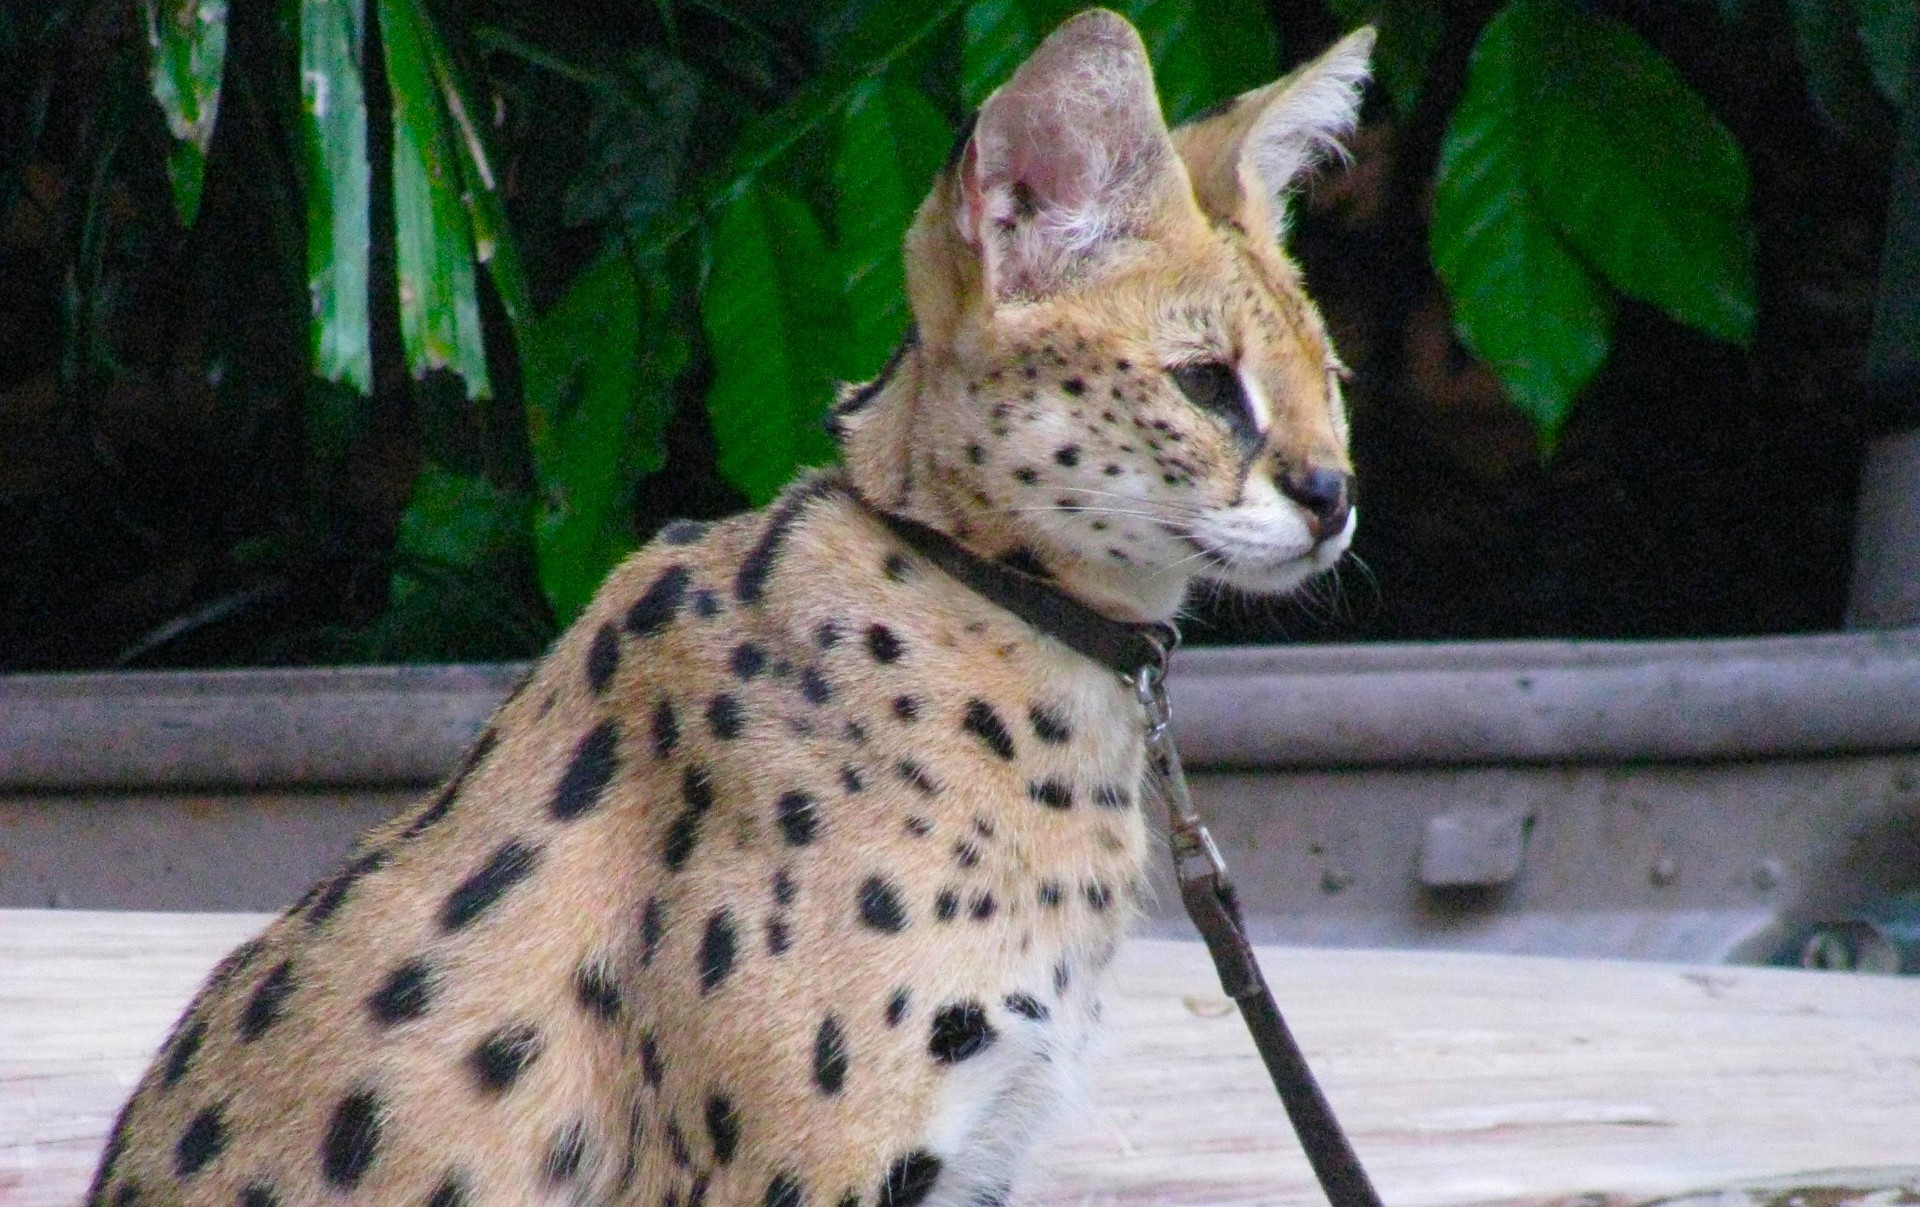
[1173,26,1374,234]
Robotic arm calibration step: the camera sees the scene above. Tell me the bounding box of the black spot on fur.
[653,699,680,759]
[708,694,744,739]
[695,589,723,618]
[576,959,623,1021]
[953,842,980,869]
[552,719,620,820]
[879,1151,943,1207]
[886,988,911,1026]
[306,848,389,928]
[1038,881,1063,907]
[816,621,843,648]
[865,625,903,663]
[642,1034,665,1087]
[928,1002,996,1063]
[1054,444,1080,466]
[1054,961,1071,994]
[968,893,997,921]
[425,1175,467,1207]
[859,877,908,932]
[700,910,737,993]
[776,790,818,846]
[896,761,940,796]
[626,565,692,637]
[799,666,834,704]
[1029,706,1071,745]
[161,1015,206,1087]
[442,841,541,930]
[1012,466,1038,485]
[406,729,497,838]
[240,1181,280,1207]
[840,765,865,792]
[368,958,434,1025]
[706,1095,740,1165]
[934,890,958,921]
[767,915,792,954]
[1093,783,1130,810]
[730,642,767,679]
[667,1118,693,1167]
[1028,778,1073,809]
[642,897,664,966]
[173,1103,226,1177]
[1005,993,1048,1021]
[1086,882,1114,911]
[891,694,920,722]
[545,1123,588,1183]
[472,1025,543,1094]
[1062,377,1087,396]
[587,624,622,693]
[110,1184,140,1207]
[883,551,911,580]
[321,1089,382,1188]
[737,480,839,604]
[665,766,716,869]
[661,519,708,545]
[814,1016,849,1094]
[766,1173,806,1207]
[773,868,798,906]
[961,699,1016,761]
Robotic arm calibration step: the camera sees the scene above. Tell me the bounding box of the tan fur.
[89,12,1369,1207]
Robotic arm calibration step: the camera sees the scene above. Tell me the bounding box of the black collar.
[862,503,1177,682]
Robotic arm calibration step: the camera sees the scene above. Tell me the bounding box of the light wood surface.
[2,909,1916,1207]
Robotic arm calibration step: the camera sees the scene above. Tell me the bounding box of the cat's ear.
[1173,26,1373,235]
[955,9,1190,302]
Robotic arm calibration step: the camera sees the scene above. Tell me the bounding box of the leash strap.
[857,493,1383,1205]
[1133,650,1386,1207]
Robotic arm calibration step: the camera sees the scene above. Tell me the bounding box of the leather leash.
[867,501,1384,1207]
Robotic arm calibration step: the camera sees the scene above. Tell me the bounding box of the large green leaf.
[524,253,687,624]
[961,0,1277,120]
[1434,0,1755,447]
[835,76,950,376]
[412,1,532,332]
[703,186,845,505]
[378,0,490,398]
[1116,0,1279,123]
[1855,0,1914,109]
[1433,0,1612,447]
[300,0,372,393]
[143,0,228,225]
[1326,0,1440,116]
[1519,0,1754,346]
[562,50,702,241]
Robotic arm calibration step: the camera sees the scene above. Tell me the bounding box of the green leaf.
[300,0,372,393]
[563,50,702,240]
[393,461,526,577]
[524,253,687,624]
[702,185,845,505]
[1787,0,1886,135]
[385,461,546,660]
[143,0,228,225]
[1855,0,1914,109]
[378,0,490,398]
[411,2,533,332]
[1326,0,1440,116]
[1433,0,1756,447]
[1115,0,1279,123]
[1518,0,1755,346]
[835,76,950,375]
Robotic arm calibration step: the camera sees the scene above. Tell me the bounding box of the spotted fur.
[88,12,1369,1207]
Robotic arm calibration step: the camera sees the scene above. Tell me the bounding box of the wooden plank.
[2,910,1916,1207]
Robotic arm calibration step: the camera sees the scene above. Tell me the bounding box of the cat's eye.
[1169,361,1257,446]
[1168,361,1244,419]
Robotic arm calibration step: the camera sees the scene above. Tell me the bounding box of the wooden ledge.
[2,910,1916,1207]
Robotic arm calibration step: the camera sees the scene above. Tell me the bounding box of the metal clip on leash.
[1131,632,1386,1207]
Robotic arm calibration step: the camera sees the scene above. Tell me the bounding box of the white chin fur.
[1193,505,1355,596]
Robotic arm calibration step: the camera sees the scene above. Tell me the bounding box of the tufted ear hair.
[1173,26,1374,235]
[956,9,1190,303]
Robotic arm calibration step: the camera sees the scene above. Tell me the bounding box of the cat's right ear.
[955,9,1190,303]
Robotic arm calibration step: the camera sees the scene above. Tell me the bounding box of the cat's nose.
[1277,467,1353,540]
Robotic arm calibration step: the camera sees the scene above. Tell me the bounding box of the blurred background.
[0,0,1910,670]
